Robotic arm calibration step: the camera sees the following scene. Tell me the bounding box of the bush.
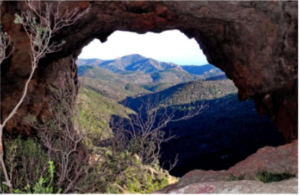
[255,171,296,183]
[100,149,170,193]
[2,137,53,193]
[228,174,245,181]
[13,161,60,194]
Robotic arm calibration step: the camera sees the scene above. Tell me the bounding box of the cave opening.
[76,30,286,177]
[1,1,297,193]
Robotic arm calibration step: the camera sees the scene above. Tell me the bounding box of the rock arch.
[1,1,297,141]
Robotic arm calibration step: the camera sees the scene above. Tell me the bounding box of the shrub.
[2,137,48,191]
[255,171,296,183]
[1,137,60,193]
[228,174,246,181]
[100,149,170,193]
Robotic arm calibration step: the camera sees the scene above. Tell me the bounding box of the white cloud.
[78,30,208,65]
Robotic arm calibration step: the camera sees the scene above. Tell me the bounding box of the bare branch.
[0,32,14,64]
[0,1,90,192]
[110,97,207,167]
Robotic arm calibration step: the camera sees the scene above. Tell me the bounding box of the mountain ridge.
[77,54,223,76]
[77,54,225,89]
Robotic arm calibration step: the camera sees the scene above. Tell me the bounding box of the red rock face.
[156,140,298,193]
[0,1,298,141]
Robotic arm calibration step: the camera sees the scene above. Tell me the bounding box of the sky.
[78,30,208,66]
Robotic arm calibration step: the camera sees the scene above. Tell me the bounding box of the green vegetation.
[14,161,59,194]
[140,83,174,92]
[76,86,175,193]
[76,86,134,147]
[228,174,246,181]
[78,65,153,85]
[3,50,243,193]
[3,80,177,193]
[2,137,58,193]
[99,150,171,193]
[124,79,238,112]
[77,55,209,91]
[79,76,150,101]
[150,69,202,83]
[228,171,295,183]
[255,171,296,183]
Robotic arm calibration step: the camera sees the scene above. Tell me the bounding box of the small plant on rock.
[255,171,296,183]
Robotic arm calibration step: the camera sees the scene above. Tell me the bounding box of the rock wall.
[0,1,298,141]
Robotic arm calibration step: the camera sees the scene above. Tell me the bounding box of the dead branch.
[0,1,90,192]
[110,97,206,166]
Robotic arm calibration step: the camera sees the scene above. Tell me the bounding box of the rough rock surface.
[156,140,298,193]
[158,179,298,194]
[229,139,298,178]
[0,1,298,141]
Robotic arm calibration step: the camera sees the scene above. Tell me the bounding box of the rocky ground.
[156,140,298,193]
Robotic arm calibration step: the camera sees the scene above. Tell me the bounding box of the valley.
[77,54,286,177]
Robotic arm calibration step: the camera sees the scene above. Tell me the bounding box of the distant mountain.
[150,69,202,83]
[76,59,104,67]
[77,55,224,79]
[205,74,228,81]
[181,64,224,78]
[78,66,126,82]
[77,57,204,89]
[78,65,153,84]
[78,54,184,74]
[77,54,227,92]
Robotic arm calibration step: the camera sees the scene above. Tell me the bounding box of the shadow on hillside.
[108,94,286,177]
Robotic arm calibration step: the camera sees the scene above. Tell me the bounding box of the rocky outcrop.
[0,1,298,141]
[158,179,298,194]
[229,139,298,178]
[156,140,298,193]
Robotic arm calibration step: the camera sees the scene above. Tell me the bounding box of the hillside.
[79,77,150,101]
[77,58,104,66]
[150,69,202,83]
[122,79,238,111]
[78,63,202,86]
[182,64,225,79]
[78,65,130,82]
[76,86,135,146]
[76,55,285,179]
[76,55,224,89]
[159,94,285,176]
[181,64,220,74]
[205,74,228,81]
[140,83,174,93]
[77,71,285,179]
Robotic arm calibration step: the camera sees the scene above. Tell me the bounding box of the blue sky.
[78,30,208,66]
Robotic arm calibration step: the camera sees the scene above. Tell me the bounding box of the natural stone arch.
[0,1,297,141]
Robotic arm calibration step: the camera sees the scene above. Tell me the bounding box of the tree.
[0,1,90,192]
[0,29,14,194]
[28,68,103,193]
[110,97,207,166]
